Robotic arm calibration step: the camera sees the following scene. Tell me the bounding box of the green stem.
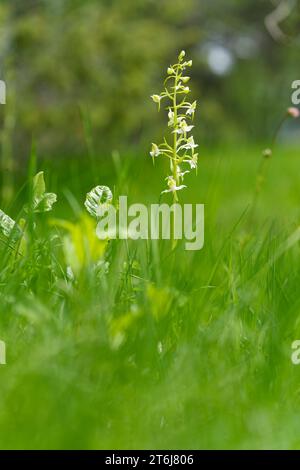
[250,113,288,223]
[172,70,179,203]
[171,69,179,250]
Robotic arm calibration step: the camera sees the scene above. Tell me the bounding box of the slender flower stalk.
[251,106,299,218]
[150,50,198,207]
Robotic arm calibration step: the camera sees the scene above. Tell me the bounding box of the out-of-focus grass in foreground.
[1,145,300,449]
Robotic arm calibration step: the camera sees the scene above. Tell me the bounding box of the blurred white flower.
[185,154,198,169]
[150,143,161,158]
[176,166,190,180]
[186,101,197,116]
[168,109,175,127]
[66,266,75,282]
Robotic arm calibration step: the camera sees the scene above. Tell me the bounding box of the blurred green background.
[0,0,299,166]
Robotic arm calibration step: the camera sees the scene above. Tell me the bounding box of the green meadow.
[0,0,299,451]
[1,144,300,449]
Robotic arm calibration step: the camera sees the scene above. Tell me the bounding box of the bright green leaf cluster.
[0,172,57,250]
[31,172,57,213]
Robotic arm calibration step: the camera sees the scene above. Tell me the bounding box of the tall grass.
[0,144,300,449]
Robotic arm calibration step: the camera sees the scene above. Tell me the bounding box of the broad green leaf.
[34,192,57,213]
[50,215,107,273]
[28,171,57,213]
[84,185,113,219]
[33,171,46,200]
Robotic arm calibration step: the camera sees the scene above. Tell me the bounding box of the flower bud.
[287,107,300,119]
[178,50,186,61]
[262,148,272,159]
[151,94,161,104]
[181,76,190,84]
[150,143,161,158]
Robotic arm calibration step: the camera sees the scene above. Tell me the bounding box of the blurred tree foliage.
[0,0,299,161]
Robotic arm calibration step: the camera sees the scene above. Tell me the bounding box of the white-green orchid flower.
[174,120,194,135]
[150,143,161,158]
[186,101,197,116]
[185,154,198,169]
[161,176,186,194]
[179,136,198,151]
